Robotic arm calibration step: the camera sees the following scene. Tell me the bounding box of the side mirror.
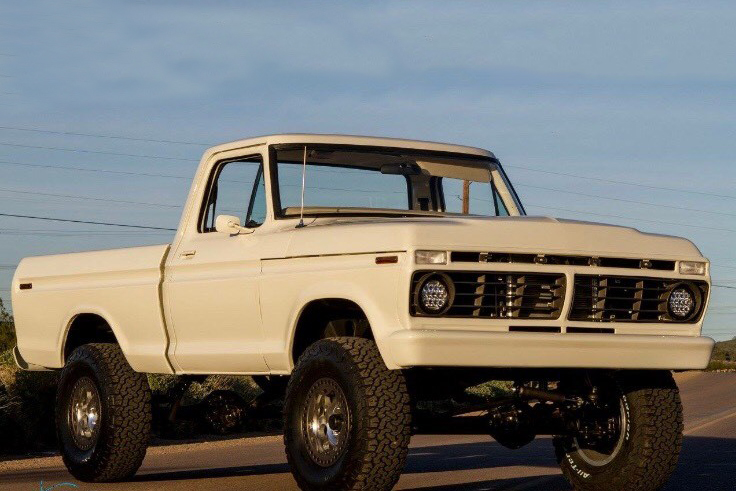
[215,215,253,235]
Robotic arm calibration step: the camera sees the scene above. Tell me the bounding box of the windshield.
[273,145,519,218]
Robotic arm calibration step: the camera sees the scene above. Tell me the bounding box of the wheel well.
[291,299,373,365]
[63,314,118,362]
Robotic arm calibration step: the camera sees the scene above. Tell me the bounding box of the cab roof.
[202,133,495,161]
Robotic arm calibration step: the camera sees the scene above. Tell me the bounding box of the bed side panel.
[11,244,172,373]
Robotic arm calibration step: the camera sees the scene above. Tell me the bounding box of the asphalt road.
[2,372,735,491]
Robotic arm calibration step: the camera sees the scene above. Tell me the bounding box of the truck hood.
[282,216,704,260]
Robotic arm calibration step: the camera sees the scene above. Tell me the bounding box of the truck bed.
[12,244,173,373]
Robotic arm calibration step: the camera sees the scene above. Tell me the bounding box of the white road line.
[684,408,736,435]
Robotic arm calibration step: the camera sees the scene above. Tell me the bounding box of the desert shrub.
[466,380,514,398]
[0,298,15,353]
[184,375,261,405]
[0,350,58,455]
[147,373,261,405]
[706,359,736,372]
[711,339,736,363]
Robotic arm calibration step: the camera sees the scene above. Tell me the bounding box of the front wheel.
[554,370,683,491]
[56,343,151,482]
[284,337,411,491]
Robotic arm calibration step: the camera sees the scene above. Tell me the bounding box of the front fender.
[260,254,409,372]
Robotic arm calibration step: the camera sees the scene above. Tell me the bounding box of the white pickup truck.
[12,134,713,491]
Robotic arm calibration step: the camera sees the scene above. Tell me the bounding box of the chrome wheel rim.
[301,377,350,467]
[574,397,628,467]
[68,376,102,451]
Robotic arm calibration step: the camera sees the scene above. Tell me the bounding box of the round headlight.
[668,286,695,320]
[420,279,449,313]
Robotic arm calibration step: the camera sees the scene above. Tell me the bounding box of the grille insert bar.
[569,275,708,323]
[411,271,566,319]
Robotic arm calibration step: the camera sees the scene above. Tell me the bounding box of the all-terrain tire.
[56,343,151,482]
[284,337,411,491]
[554,370,683,491]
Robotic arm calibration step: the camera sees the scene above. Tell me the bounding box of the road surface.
[2,372,735,490]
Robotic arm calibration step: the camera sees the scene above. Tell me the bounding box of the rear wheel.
[56,343,151,482]
[284,337,411,491]
[554,370,683,491]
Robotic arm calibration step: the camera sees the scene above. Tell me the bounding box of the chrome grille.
[570,275,708,323]
[411,271,566,319]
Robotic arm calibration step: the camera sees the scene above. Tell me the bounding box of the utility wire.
[0,125,210,146]
[3,158,734,216]
[714,285,736,290]
[470,196,736,233]
[0,213,176,231]
[525,203,736,233]
[0,159,191,179]
[2,125,733,201]
[516,183,736,218]
[0,187,181,208]
[0,228,169,236]
[506,164,736,200]
[0,142,199,162]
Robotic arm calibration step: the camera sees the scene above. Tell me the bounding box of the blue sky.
[0,1,734,339]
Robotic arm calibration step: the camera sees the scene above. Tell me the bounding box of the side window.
[440,178,508,216]
[202,157,266,232]
[492,183,509,217]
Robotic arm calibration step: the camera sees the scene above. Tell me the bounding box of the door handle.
[179,250,196,259]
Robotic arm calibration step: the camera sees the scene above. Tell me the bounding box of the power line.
[0,228,165,234]
[0,231,169,237]
[0,213,176,231]
[0,124,733,202]
[714,285,736,290]
[0,142,199,162]
[525,203,736,233]
[516,183,736,218]
[506,164,736,200]
[0,159,191,179]
[0,125,210,146]
[6,157,732,215]
[0,227,169,236]
[0,187,181,208]
[470,195,736,233]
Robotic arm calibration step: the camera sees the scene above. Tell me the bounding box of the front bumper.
[385,330,714,370]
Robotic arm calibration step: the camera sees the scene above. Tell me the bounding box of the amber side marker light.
[376,255,399,264]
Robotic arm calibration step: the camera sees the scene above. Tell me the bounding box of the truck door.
[163,152,270,373]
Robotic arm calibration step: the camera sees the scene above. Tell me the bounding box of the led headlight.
[420,280,448,312]
[679,261,706,276]
[667,285,696,320]
[415,250,447,265]
[415,273,454,315]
